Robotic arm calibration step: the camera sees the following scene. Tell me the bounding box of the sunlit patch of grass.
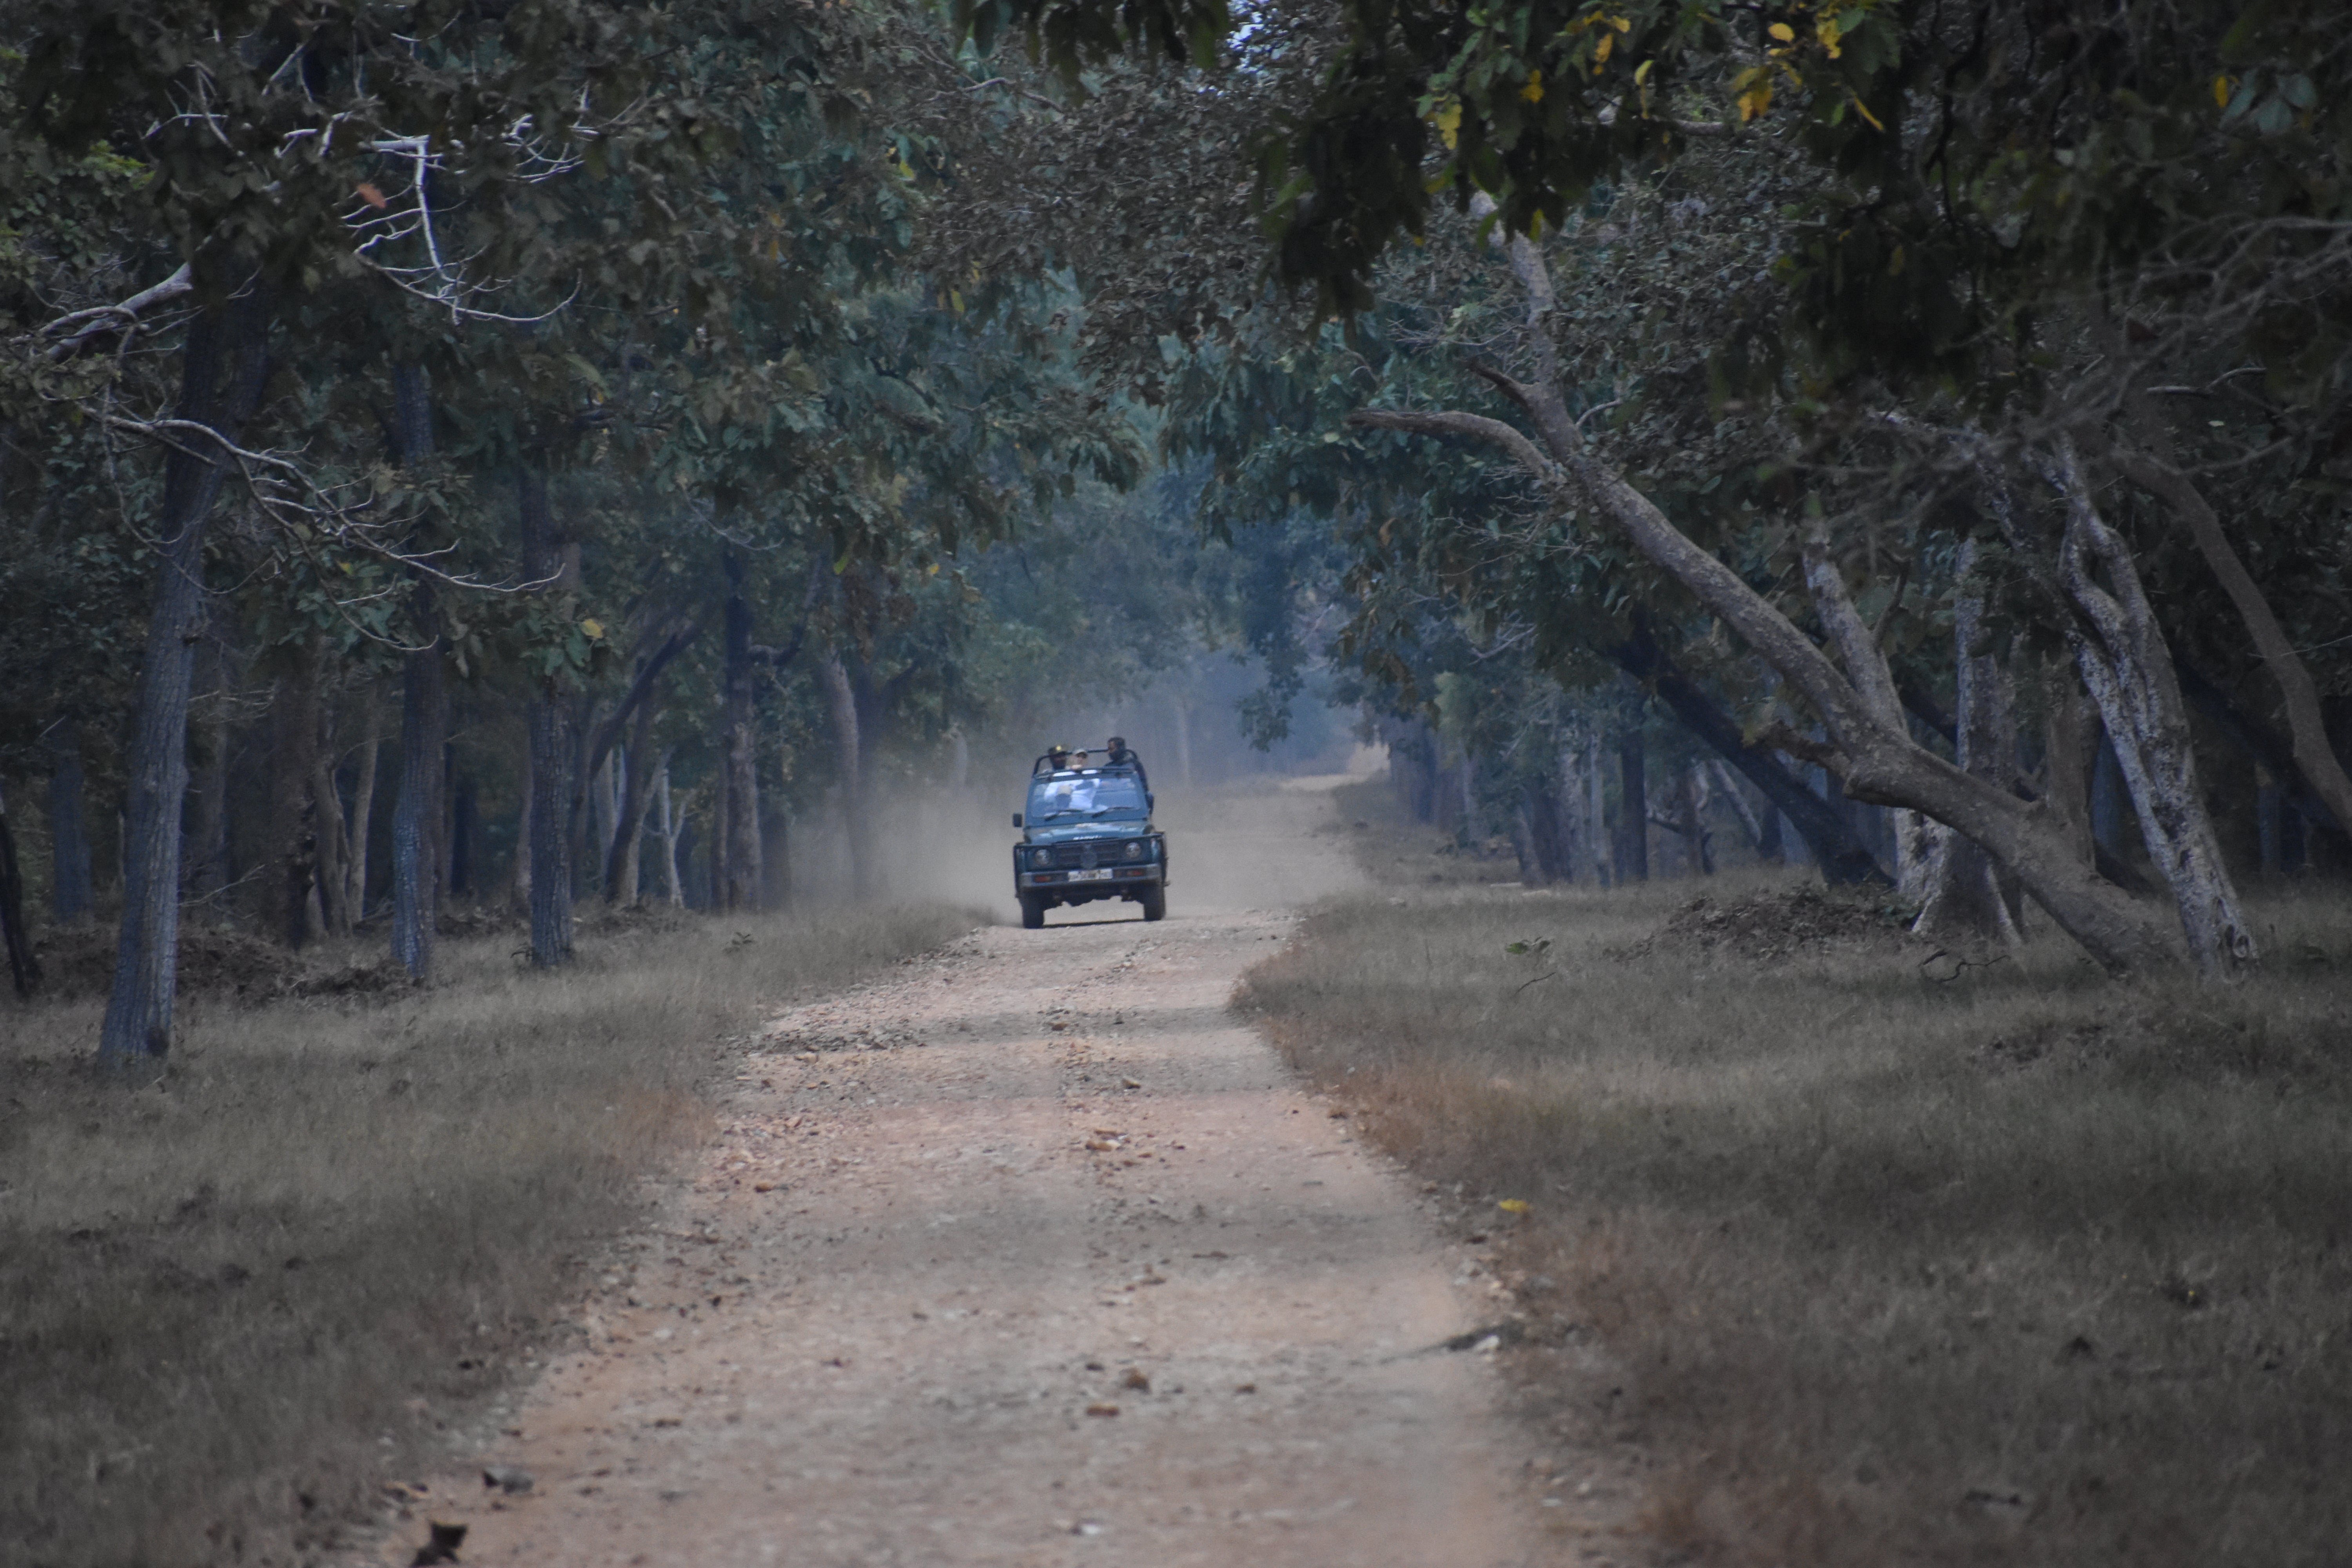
[1245,793,2352,1568]
[0,902,980,1568]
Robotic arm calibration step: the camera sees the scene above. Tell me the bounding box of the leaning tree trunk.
[1915,540,2023,946]
[2041,443,2254,978]
[1350,209,2188,973]
[100,285,273,1067]
[2111,442,2352,840]
[1801,523,1932,902]
[44,720,94,922]
[519,463,574,966]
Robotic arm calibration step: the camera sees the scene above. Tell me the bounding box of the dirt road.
[359,781,1553,1566]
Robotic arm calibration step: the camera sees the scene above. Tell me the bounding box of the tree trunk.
[1350,218,2202,973]
[1613,729,1649,883]
[0,783,39,999]
[1675,765,1716,875]
[267,644,325,947]
[1915,541,2022,946]
[2110,450,2352,843]
[1584,733,1611,885]
[511,738,534,913]
[1342,398,2185,971]
[656,762,684,907]
[310,689,351,937]
[1705,760,1766,853]
[100,285,274,1067]
[345,720,380,921]
[391,615,446,978]
[716,554,765,909]
[519,463,573,965]
[185,639,230,905]
[1801,522,1933,901]
[44,720,94,922]
[388,362,445,977]
[604,693,662,904]
[447,772,477,900]
[2042,444,2254,977]
[820,648,867,900]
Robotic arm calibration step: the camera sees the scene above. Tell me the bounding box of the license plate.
[1069,868,1114,882]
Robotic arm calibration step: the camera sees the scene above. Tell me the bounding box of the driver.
[1034,743,1072,775]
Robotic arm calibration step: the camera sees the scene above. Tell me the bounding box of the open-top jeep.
[1011,756,1167,928]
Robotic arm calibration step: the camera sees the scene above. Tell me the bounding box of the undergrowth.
[0,902,979,1568]
[1239,783,2352,1568]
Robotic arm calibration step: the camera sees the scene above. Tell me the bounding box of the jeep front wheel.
[1139,884,1166,922]
[1019,893,1047,930]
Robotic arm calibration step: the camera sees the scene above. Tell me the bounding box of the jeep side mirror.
[1011,813,1023,828]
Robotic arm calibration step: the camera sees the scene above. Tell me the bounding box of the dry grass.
[0,902,980,1568]
[1239,783,2352,1568]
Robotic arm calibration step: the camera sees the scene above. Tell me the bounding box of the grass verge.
[0,902,980,1568]
[1239,784,2352,1568]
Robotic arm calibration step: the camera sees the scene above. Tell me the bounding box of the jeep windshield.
[1028,771,1147,822]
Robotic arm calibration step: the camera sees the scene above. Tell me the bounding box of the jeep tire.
[1139,884,1166,922]
[1019,893,1047,930]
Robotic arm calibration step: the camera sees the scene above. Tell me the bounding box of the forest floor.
[0,901,983,1568]
[1242,782,2352,1568]
[335,775,1628,1568]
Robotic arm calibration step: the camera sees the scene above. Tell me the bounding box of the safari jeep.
[1011,763,1168,927]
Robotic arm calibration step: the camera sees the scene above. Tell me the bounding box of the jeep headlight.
[1124,840,1143,861]
[1029,848,1053,869]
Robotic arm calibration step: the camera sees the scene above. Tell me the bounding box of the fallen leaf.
[1497,1199,1531,1214]
[1085,1403,1120,1417]
[1121,1367,1151,1391]
[356,182,389,209]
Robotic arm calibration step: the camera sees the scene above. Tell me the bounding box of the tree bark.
[44,720,94,922]
[100,283,274,1066]
[0,783,39,999]
[1915,541,2022,946]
